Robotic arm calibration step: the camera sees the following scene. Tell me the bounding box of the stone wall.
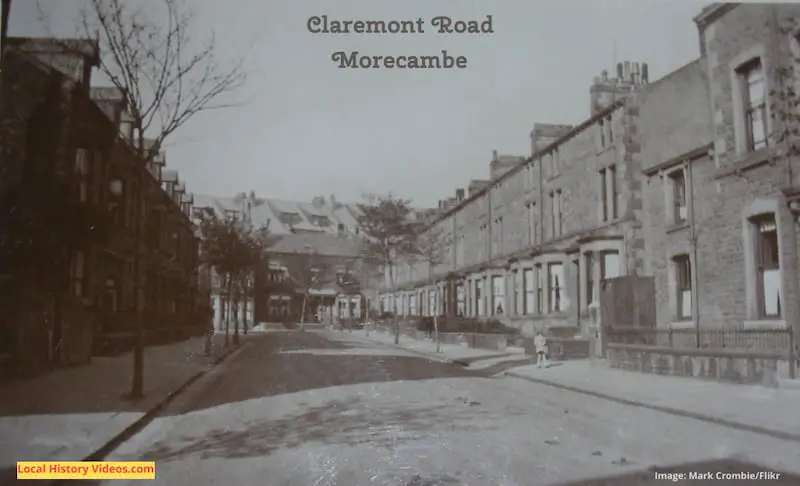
[694,4,800,333]
[468,333,506,352]
[607,343,779,387]
[524,336,591,360]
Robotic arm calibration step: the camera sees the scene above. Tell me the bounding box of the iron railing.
[606,326,794,357]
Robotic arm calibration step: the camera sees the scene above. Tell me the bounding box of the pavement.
[354,329,800,443]
[354,328,528,364]
[88,330,800,485]
[0,332,248,485]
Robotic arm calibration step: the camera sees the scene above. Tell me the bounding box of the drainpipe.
[1,0,9,62]
[1,0,10,96]
[684,159,701,347]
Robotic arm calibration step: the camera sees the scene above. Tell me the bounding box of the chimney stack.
[456,188,465,201]
[590,60,650,115]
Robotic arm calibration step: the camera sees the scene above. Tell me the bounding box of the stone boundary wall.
[607,343,780,388]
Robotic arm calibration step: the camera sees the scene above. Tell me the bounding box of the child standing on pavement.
[534,331,548,368]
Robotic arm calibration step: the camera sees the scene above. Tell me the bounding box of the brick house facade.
[0,38,202,376]
[254,232,371,325]
[1,38,103,372]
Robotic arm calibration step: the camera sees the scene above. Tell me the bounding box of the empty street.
[96,331,800,486]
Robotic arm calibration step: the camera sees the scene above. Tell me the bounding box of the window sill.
[669,320,694,330]
[598,217,623,227]
[713,146,776,180]
[743,319,786,330]
[595,146,615,157]
[666,222,689,234]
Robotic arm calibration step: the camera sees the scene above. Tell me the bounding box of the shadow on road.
[550,458,800,486]
[143,391,517,461]
[0,334,239,417]
[160,331,484,417]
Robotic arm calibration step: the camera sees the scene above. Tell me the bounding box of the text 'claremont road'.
[307,15,495,69]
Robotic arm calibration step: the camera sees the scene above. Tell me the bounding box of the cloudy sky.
[11,0,703,207]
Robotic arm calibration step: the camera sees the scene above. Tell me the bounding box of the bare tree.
[39,0,247,398]
[357,193,416,345]
[411,223,446,352]
[282,248,332,330]
[337,257,366,332]
[232,191,269,335]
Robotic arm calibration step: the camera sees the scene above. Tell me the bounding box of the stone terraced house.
[379,3,800,351]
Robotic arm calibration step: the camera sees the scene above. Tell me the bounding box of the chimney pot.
[492,149,498,161]
[616,62,623,80]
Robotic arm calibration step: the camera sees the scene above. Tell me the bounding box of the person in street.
[534,331,548,368]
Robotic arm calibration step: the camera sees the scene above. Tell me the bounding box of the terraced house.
[641,3,800,345]
[194,194,399,328]
[0,37,203,376]
[381,59,650,339]
[382,3,800,355]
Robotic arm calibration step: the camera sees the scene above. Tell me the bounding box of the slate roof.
[268,232,364,258]
[193,194,437,245]
[193,194,370,237]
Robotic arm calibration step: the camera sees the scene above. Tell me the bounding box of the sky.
[10,0,704,208]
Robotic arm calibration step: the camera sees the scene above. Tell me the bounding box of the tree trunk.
[300,291,307,331]
[224,274,231,346]
[52,260,64,366]
[204,299,213,357]
[365,297,371,336]
[433,279,440,353]
[130,168,145,399]
[242,276,249,335]
[389,262,400,345]
[233,281,240,345]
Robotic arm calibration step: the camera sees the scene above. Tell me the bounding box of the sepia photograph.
[2,0,800,484]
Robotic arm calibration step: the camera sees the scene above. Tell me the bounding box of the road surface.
[100,331,800,485]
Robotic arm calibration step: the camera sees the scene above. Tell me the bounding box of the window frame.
[599,168,608,222]
[669,169,688,224]
[585,252,595,305]
[523,268,535,315]
[547,262,563,313]
[599,250,620,282]
[491,275,504,316]
[673,254,692,321]
[549,191,556,239]
[555,189,563,237]
[752,214,781,318]
[75,148,90,203]
[598,119,606,149]
[535,264,544,314]
[737,57,769,152]
[608,165,618,220]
